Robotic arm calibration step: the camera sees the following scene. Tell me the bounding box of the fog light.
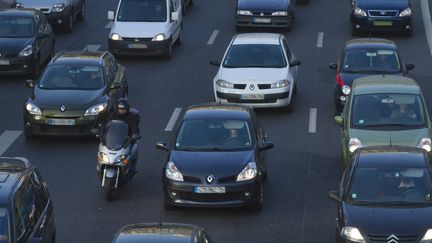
[170,191,177,196]
[355,25,360,29]
[244,192,251,197]
[406,25,410,29]
[339,96,346,102]
[34,115,41,120]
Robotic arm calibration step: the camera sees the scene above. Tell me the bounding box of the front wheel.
[103,177,115,201]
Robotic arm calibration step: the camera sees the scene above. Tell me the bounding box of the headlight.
[19,44,33,57]
[14,2,24,8]
[237,162,257,181]
[341,227,366,243]
[420,229,432,242]
[84,103,107,116]
[165,162,184,181]
[237,10,252,15]
[98,152,110,163]
[152,34,166,41]
[341,85,351,95]
[110,33,123,41]
[25,102,41,115]
[417,137,432,152]
[271,79,290,89]
[216,79,234,89]
[399,8,412,17]
[349,138,363,153]
[354,8,367,17]
[272,11,288,16]
[52,3,65,12]
[114,155,129,164]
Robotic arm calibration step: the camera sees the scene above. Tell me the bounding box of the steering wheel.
[403,188,424,201]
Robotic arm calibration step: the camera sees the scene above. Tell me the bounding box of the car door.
[12,178,38,243]
[282,38,297,82]
[250,110,266,171]
[169,0,181,43]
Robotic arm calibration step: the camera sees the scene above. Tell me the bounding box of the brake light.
[336,73,344,87]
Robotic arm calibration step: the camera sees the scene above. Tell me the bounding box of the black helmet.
[116,98,130,117]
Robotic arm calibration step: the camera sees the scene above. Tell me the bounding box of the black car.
[0,157,55,243]
[329,146,432,243]
[351,0,412,35]
[157,103,274,210]
[111,223,212,243]
[235,0,296,31]
[329,38,414,113]
[0,9,55,78]
[23,51,128,138]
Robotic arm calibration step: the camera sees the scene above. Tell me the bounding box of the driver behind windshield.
[222,120,249,147]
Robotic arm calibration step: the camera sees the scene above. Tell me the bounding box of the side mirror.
[328,190,342,202]
[329,63,338,69]
[290,60,301,67]
[171,11,179,21]
[25,80,34,88]
[109,82,121,90]
[260,142,274,151]
[108,11,115,21]
[27,238,42,243]
[156,142,169,151]
[209,60,221,66]
[334,115,343,127]
[405,64,415,71]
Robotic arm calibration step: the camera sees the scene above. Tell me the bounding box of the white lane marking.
[83,45,101,52]
[421,0,432,56]
[105,21,113,29]
[308,108,317,133]
[164,108,182,132]
[207,30,219,45]
[316,32,324,48]
[0,131,22,156]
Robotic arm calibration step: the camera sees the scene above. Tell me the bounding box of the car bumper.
[236,15,292,28]
[0,56,35,75]
[215,86,291,108]
[108,39,170,56]
[351,15,412,32]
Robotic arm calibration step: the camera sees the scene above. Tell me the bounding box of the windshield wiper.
[361,123,421,128]
[381,201,432,206]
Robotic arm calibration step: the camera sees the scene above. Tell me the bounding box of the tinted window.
[0,208,9,243]
[0,17,34,38]
[38,65,104,90]
[342,49,401,73]
[117,0,167,22]
[223,44,287,68]
[103,121,129,150]
[14,182,37,243]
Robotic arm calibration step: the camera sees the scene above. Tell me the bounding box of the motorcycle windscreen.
[103,120,129,150]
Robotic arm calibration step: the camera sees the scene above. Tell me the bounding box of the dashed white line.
[316,32,324,48]
[164,108,182,132]
[207,30,219,45]
[0,131,22,156]
[83,45,101,52]
[421,0,432,56]
[308,108,317,133]
[105,21,113,29]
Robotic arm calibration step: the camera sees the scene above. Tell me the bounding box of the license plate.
[194,186,226,194]
[253,18,271,23]
[128,43,147,49]
[0,60,10,65]
[241,94,265,100]
[48,119,75,126]
[373,21,393,26]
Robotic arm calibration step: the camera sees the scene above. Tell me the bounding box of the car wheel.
[103,177,115,201]
[250,183,263,211]
[404,27,413,37]
[77,2,85,21]
[164,197,176,210]
[65,14,74,33]
[30,56,40,78]
[163,43,173,59]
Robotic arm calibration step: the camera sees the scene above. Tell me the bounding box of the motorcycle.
[96,120,140,201]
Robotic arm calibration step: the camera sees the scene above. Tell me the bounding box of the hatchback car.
[0,157,55,243]
[111,223,212,243]
[156,103,274,210]
[0,9,55,78]
[334,75,432,165]
[23,51,128,138]
[329,38,414,113]
[210,33,301,111]
[329,147,432,243]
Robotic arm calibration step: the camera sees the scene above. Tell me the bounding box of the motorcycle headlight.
[420,229,432,242]
[165,162,184,181]
[271,79,290,89]
[19,44,33,57]
[98,152,110,163]
[110,33,123,41]
[399,8,412,17]
[14,2,24,8]
[114,155,129,164]
[272,11,288,16]
[152,34,166,41]
[349,138,363,153]
[354,8,367,17]
[417,137,432,152]
[84,103,107,116]
[237,10,252,15]
[52,3,65,12]
[341,85,351,95]
[216,79,234,89]
[341,227,366,243]
[25,102,42,115]
[237,162,257,181]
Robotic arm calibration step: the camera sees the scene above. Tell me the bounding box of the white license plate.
[128,43,147,49]
[253,18,271,23]
[194,186,226,194]
[48,119,76,126]
[0,60,10,65]
[241,94,265,100]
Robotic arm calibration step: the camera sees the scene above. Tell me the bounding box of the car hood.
[111,22,168,38]
[238,0,290,11]
[357,0,408,10]
[0,38,32,57]
[170,150,254,180]
[350,128,429,146]
[343,204,432,235]
[219,67,288,83]
[32,88,106,110]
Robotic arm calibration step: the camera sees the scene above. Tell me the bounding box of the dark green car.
[334,75,432,165]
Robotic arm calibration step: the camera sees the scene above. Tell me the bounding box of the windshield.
[38,65,104,90]
[175,119,252,151]
[0,16,33,38]
[0,208,9,243]
[351,94,425,129]
[117,0,167,22]
[223,44,287,68]
[103,121,129,150]
[347,167,432,205]
[342,49,401,73]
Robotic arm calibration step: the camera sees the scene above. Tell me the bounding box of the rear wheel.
[103,177,115,201]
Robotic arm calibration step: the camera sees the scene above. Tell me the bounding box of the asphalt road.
[1,0,432,242]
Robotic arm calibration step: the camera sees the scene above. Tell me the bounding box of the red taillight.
[336,73,344,87]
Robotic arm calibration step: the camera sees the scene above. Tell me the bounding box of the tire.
[65,14,74,33]
[103,177,115,201]
[250,183,263,211]
[163,43,173,59]
[77,2,85,21]
[164,198,176,210]
[30,56,40,78]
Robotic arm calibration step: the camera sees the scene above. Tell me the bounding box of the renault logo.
[387,234,399,243]
[380,10,386,15]
[249,84,255,90]
[60,105,66,112]
[206,175,214,184]
[134,38,140,42]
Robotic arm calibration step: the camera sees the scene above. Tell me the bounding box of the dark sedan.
[329,146,432,243]
[329,38,414,113]
[0,9,55,77]
[23,51,128,138]
[156,103,273,210]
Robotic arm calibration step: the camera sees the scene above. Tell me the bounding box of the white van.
[108,0,182,59]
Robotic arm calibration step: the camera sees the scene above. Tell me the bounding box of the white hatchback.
[211,33,301,110]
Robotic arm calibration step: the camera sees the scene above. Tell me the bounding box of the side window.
[283,39,292,61]
[13,181,37,243]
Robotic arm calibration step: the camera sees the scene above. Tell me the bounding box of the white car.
[211,33,301,110]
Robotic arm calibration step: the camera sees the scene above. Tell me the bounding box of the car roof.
[184,103,251,120]
[232,33,282,45]
[0,8,37,17]
[113,223,199,243]
[51,51,107,66]
[0,157,31,206]
[345,38,396,50]
[352,75,421,95]
[355,146,428,168]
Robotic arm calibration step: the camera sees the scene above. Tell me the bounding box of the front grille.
[38,8,50,13]
[183,176,201,183]
[122,37,152,42]
[233,84,246,89]
[367,233,419,243]
[258,84,271,89]
[368,10,398,17]
[39,124,90,134]
[176,191,245,202]
[251,11,273,16]
[0,64,25,72]
[218,176,237,183]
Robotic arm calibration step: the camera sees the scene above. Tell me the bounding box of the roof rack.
[0,157,29,171]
